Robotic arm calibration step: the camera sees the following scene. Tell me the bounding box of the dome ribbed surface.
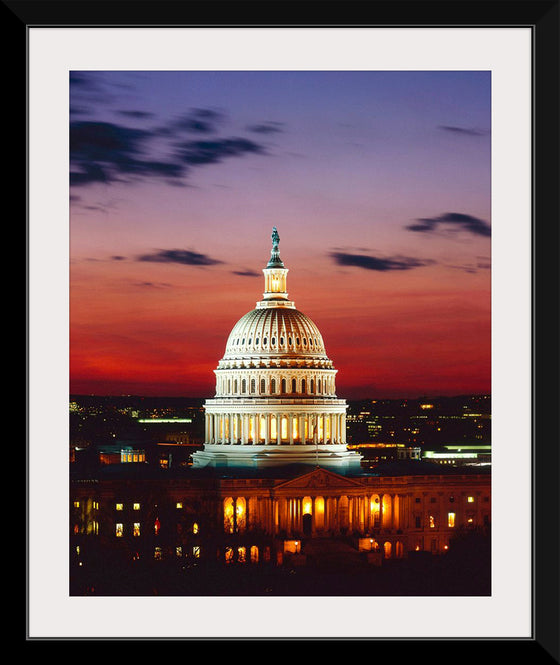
[223,307,328,359]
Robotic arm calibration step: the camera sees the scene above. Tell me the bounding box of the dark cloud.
[438,125,489,136]
[246,121,284,135]
[69,72,116,106]
[174,137,266,166]
[406,212,491,237]
[70,106,90,117]
[330,252,434,272]
[69,72,94,88]
[70,113,268,188]
[116,110,155,119]
[135,281,173,288]
[158,108,226,135]
[70,120,186,187]
[232,269,260,277]
[137,249,223,266]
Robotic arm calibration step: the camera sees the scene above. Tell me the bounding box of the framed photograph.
[20,1,558,652]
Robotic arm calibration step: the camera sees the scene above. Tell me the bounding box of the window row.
[413,512,489,529]
[217,375,336,396]
[230,334,321,350]
[413,495,486,504]
[114,521,200,537]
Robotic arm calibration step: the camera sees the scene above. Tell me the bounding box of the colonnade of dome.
[205,409,347,445]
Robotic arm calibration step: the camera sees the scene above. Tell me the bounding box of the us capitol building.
[193,226,362,471]
[70,228,491,590]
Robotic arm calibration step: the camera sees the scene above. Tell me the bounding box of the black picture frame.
[16,1,558,656]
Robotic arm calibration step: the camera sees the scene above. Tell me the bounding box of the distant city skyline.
[70,70,491,400]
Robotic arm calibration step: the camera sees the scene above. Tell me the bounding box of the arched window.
[310,379,314,394]
[301,379,306,393]
[260,378,266,394]
[271,378,276,393]
[250,378,256,394]
[281,378,287,394]
[241,378,247,393]
[292,378,297,393]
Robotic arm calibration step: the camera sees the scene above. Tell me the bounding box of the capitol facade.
[192,228,362,471]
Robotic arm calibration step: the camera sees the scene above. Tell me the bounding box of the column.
[276,414,281,445]
[298,415,305,444]
[264,414,269,445]
[289,414,294,445]
[242,415,248,444]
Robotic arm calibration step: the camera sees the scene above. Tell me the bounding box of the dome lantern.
[260,226,292,308]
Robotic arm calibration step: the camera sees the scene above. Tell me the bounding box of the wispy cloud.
[174,137,266,166]
[70,120,185,187]
[406,212,491,237]
[70,118,268,188]
[157,108,227,135]
[137,249,224,266]
[246,121,284,135]
[232,269,260,277]
[438,125,489,137]
[330,252,434,272]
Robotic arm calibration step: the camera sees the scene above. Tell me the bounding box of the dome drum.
[214,368,338,398]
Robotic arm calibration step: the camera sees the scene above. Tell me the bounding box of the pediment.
[274,467,365,492]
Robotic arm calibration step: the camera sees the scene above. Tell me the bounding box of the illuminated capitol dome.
[192,227,362,470]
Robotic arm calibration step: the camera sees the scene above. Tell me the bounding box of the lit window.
[176,546,183,557]
[133,523,140,537]
[193,546,201,558]
[467,496,475,503]
[73,501,80,508]
[193,522,199,534]
[133,503,140,510]
[429,515,436,528]
[176,502,183,509]
[448,512,456,528]
[115,523,123,537]
[116,503,123,511]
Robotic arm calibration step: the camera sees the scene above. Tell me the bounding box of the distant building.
[423,445,491,467]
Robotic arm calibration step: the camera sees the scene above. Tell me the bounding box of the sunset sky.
[69,69,491,400]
